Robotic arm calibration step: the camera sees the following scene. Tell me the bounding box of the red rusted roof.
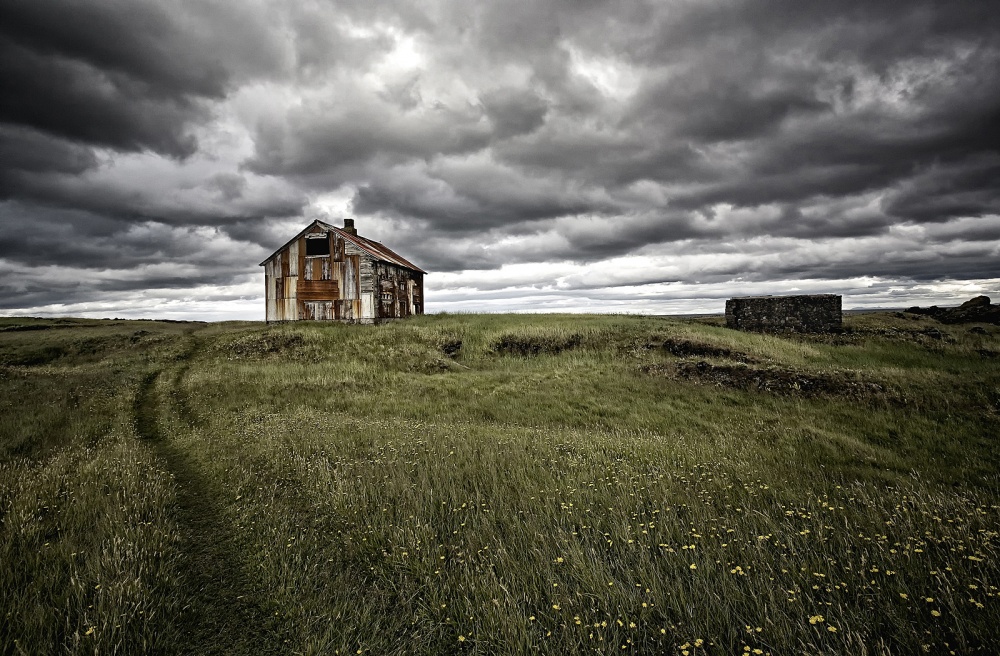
[259,220,426,273]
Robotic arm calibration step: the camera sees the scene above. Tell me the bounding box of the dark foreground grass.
[1,313,999,654]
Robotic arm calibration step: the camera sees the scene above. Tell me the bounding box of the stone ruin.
[726,294,842,333]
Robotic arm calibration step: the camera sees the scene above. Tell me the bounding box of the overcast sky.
[2,0,999,320]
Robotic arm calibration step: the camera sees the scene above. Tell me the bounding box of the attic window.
[305,237,330,256]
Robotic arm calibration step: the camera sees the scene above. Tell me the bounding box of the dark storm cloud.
[0,36,202,158]
[885,155,1000,222]
[248,98,493,179]
[481,88,549,139]
[0,126,97,181]
[351,159,616,231]
[0,201,270,273]
[0,0,306,252]
[1,0,999,318]
[228,0,992,274]
[0,0,287,156]
[0,126,98,205]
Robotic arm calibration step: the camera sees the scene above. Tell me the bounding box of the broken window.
[305,237,330,256]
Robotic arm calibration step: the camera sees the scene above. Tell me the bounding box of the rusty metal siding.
[298,280,340,301]
[413,273,423,314]
[378,273,396,319]
[288,241,298,276]
[371,262,423,320]
[302,301,333,320]
[361,292,374,320]
[360,257,374,294]
[332,231,345,261]
[333,300,355,321]
[269,244,297,321]
[344,255,359,299]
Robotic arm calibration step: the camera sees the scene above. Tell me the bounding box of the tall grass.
[1,313,999,654]
[0,327,187,654]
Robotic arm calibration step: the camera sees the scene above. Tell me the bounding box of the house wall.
[374,262,423,319]
[725,294,842,332]
[264,226,424,322]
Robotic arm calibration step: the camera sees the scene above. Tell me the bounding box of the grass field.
[2,312,999,655]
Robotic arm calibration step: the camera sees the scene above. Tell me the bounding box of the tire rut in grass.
[135,359,290,655]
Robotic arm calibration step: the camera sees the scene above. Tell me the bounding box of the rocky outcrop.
[905,296,1000,325]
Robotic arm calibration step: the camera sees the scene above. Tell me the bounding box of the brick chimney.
[343,218,357,236]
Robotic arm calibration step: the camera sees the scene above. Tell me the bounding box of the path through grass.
[135,356,290,655]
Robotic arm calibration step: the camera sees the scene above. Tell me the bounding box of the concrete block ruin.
[726,294,842,332]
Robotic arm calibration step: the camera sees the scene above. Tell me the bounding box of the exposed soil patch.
[649,338,758,363]
[491,332,582,356]
[0,324,55,332]
[0,345,67,366]
[643,359,891,400]
[440,338,463,357]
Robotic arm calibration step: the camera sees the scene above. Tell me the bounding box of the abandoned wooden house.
[260,219,425,322]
